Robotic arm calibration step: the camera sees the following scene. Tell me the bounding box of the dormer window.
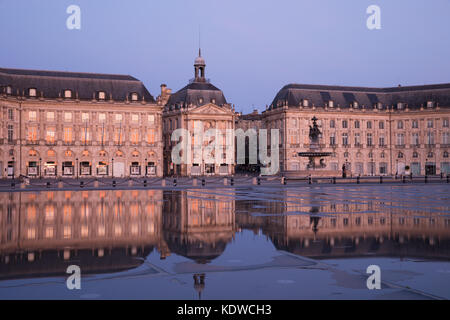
[397,102,404,110]
[328,100,334,108]
[427,101,434,108]
[302,99,309,107]
[199,98,204,104]
[6,85,12,95]
[353,101,358,108]
[98,91,106,100]
[131,93,138,101]
[28,88,37,97]
[377,102,383,109]
[211,98,216,104]
[64,90,72,99]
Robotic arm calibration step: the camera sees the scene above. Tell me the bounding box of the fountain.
[286,116,340,178]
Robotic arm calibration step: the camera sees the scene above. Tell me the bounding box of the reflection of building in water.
[0,190,163,279]
[236,191,450,260]
[162,191,235,263]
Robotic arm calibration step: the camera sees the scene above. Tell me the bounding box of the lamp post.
[12,156,15,179]
[145,158,147,176]
[76,158,79,179]
[112,158,114,177]
[39,158,42,179]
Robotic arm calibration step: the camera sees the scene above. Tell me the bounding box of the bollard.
[425,175,428,184]
[202,178,205,186]
[230,177,234,186]
[112,180,116,188]
[357,176,360,184]
[143,180,147,187]
[173,179,177,187]
[46,182,51,188]
[193,178,197,187]
[257,177,261,185]
[308,176,312,184]
[80,181,84,188]
[379,176,383,184]
[402,176,406,183]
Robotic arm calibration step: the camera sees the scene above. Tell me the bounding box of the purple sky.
[1,0,449,113]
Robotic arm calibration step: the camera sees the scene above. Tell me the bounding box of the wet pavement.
[0,184,449,299]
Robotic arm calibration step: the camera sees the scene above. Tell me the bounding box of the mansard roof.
[0,67,155,102]
[270,83,450,110]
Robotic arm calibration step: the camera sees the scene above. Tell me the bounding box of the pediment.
[190,103,231,115]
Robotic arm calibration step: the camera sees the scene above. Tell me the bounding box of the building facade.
[162,51,236,176]
[0,68,164,178]
[263,84,450,176]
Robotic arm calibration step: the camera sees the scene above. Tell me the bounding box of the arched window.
[115,150,124,157]
[413,152,419,158]
[132,151,140,158]
[398,120,403,129]
[428,152,434,158]
[443,151,449,158]
[29,150,38,157]
[99,150,107,157]
[65,150,73,157]
[82,150,90,157]
[398,152,404,159]
[47,150,56,157]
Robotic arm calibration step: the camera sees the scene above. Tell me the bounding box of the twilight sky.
[1,0,449,113]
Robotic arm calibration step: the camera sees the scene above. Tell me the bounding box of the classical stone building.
[0,68,163,178]
[262,84,450,176]
[162,51,236,176]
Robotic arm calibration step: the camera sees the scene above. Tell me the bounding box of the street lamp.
[112,158,114,177]
[145,158,147,176]
[12,156,15,179]
[39,157,42,179]
[76,158,79,179]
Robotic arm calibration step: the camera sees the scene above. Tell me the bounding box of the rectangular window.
[131,114,139,123]
[379,136,385,146]
[330,134,335,146]
[64,127,73,143]
[367,133,373,146]
[354,133,360,145]
[397,134,404,146]
[28,111,37,121]
[412,120,419,129]
[47,112,55,122]
[7,125,13,142]
[342,120,348,129]
[81,112,89,122]
[46,128,56,143]
[147,129,155,144]
[131,129,139,145]
[114,129,123,145]
[99,113,106,122]
[379,121,384,129]
[115,114,123,122]
[443,132,450,145]
[148,114,155,124]
[443,118,449,128]
[427,132,435,145]
[398,121,403,129]
[342,133,348,146]
[64,112,72,122]
[8,109,14,121]
[412,133,420,145]
[427,119,434,128]
[367,121,372,129]
[81,129,91,143]
[27,127,38,142]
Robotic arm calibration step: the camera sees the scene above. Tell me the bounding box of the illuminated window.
[45,227,54,239]
[115,150,124,157]
[64,127,73,143]
[131,114,139,122]
[131,129,139,145]
[131,93,138,101]
[45,205,55,221]
[99,150,107,157]
[64,90,72,98]
[47,150,56,157]
[65,150,73,157]
[47,112,55,122]
[81,129,91,143]
[64,226,72,239]
[46,128,56,143]
[81,112,89,122]
[29,150,38,157]
[99,113,106,122]
[115,114,123,122]
[147,129,155,144]
[148,114,155,124]
[98,91,106,100]
[28,111,37,121]
[27,127,38,142]
[28,88,37,97]
[64,112,72,122]
[82,150,89,157]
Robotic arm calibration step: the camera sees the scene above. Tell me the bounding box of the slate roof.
[270,83,450,110]
[0,67,155,102]
[165,80,228,109]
